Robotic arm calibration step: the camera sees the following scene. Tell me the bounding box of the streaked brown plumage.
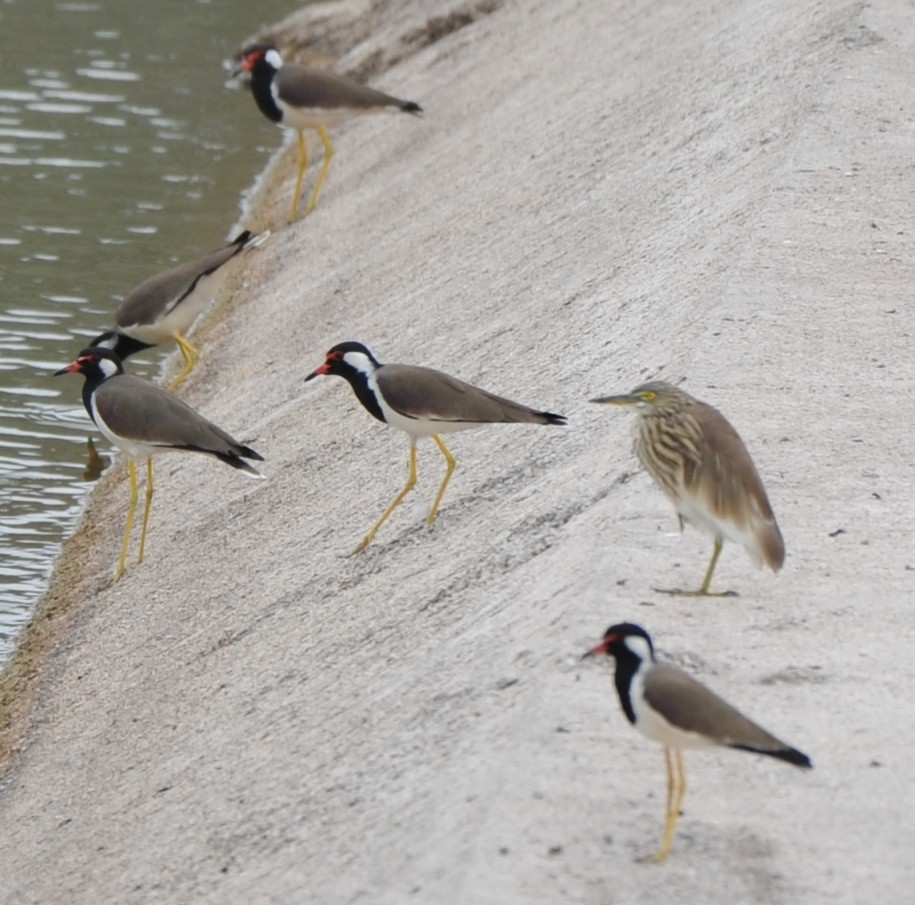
[590,381,784,595]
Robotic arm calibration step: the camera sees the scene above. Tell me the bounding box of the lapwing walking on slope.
[590,382,784,596]
[583,622,811,863]
[234,42,421,220]
[56,347,263,581]
[305,342,566,553]
[90,230,269,390]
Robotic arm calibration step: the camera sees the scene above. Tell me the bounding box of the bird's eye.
[639,391,656,402]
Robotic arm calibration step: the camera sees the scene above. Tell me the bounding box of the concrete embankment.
[1,1,913,902]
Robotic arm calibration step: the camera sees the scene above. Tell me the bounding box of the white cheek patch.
[342,350,374,375]
[97,357,120,379]
[626,636,654,663]
[265,48,284,69]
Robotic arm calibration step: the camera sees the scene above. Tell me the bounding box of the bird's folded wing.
[643,663,790,752]
[379,365,550,424]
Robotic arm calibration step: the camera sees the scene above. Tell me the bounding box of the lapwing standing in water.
[90,230,269,390]
[56,347,263,581]
[234,42,421,220]
[590,381,784,595]
[582,622,812,863]
[305,341,566,553]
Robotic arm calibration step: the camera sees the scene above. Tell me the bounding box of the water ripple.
[0,0,295,669]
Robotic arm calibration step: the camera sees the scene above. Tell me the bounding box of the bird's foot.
[653,586,738,598]
[640,848,671,865]
[348,534,375,556]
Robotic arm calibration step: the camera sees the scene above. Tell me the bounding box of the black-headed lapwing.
[305,341,565,553]
[56,347,264,580]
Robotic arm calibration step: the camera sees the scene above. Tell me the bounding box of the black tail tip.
[782,748,813,769]
[728,743,812,768]
[402,100,422,114]
[240,446,265,462]
[545,412,567,426]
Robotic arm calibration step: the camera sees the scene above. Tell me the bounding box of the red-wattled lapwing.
[90,230,269,390]
[590,381,784,596]
[56,347,264,581]
[234,42,421,221]
[305,341,566,553]
[583,622,811,862]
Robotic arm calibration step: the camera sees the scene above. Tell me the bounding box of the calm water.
[0,0,297,665]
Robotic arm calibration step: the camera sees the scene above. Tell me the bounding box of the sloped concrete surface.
[1,0,913,902]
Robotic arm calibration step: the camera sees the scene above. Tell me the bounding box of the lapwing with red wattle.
[56,347,264,581]
[582,622,812,862]
[234,42,421,220]
[90,229,269,390]
[305,341,566,553]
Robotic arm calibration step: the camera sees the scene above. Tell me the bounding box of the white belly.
[119,278,224,345]
[675,493,765,567]
[383,406,484,439]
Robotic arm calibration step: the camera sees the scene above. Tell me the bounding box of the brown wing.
[277,65,415,112]
[95,375,255,458]
[684,401,784,569]
[377,364,563,425]
[117,241,248,328]
[643,663,796,752]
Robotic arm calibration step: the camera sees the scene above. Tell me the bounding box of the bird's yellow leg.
[115,460,139,581]
[289,130,308,222]
[698,538,724,594]
[137,458,154,565]
[672,749,687,823]
[647,747,682,863]
[352,444,418,554]
[305,126,334,216]
[167,333,200,391]
[656,538,736,597]
[427,435,456,525]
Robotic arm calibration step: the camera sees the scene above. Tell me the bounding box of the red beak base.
[54,360,80,376]
[305,362,329,382]
[582,639,610,660]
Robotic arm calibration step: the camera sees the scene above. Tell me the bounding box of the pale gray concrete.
[2,0,914,902]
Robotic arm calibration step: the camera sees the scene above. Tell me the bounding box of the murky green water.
[0,0,297,665]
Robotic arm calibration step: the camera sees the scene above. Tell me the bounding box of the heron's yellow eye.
[638,390,657,402]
